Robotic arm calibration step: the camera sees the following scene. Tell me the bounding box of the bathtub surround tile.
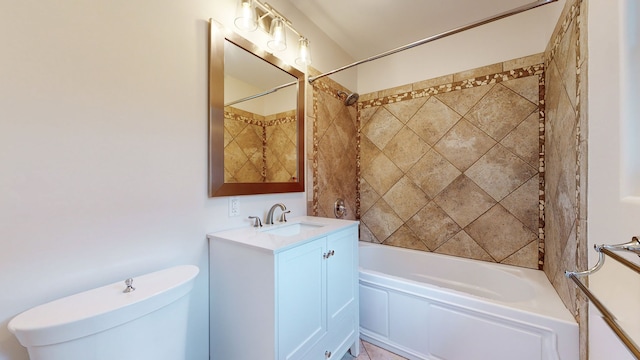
[382,176,429,222]
[434,175,496,228]
[312,79,359,220]
[384,97,428,123]
[434,84,493,117]
[501,175,540,233]
[435,231,494,262]
[361,199,404,242]
[453,63,503,82]
[383,127,430,173]
[466,144,538,202]
[354,56,544,275]
[502,75,541,104]
[500,112,540,168]
[384,225,429,251]
[433,119,496,172]
[359,178,380,215]
[465,204,538,262]
[406,97,461,146]
[406,149,461,198]
[362,107,404,149]
[503,53,545,72]
[500,240,540,269]
[407,201,461,251]
[465,83,537,141]
[361,152,404,196]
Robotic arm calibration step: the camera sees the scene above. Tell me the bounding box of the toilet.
[8,265,199,360]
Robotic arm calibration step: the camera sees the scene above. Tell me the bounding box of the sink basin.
[260,222,326,237]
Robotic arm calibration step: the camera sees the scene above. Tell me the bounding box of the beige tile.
[361,152,404,196]
[383,97,428,123]
[224,140,250,175]
[453,63,503,82]
[359,223,381,244]
[360,135,382,169]
[502,53,544,71]
[383,127,430,173]
[360,106,380,128]
[501,175,540,233]
[412,74,454,91]
[382,176,429,221]
[465,83,537,141]
[407,201,461,251]
[466,204,538,262]
[379,84,413,98]
[500,112,540,169]
[359,178,380,215]
[359,92,379,102]
[434,84,493,117]
[500,240,539,269]
[434,175,496,228]
[501,75,540,104]
[435,231,494,262]
[465,144,538,202]
[407,149,461,198]
[406,97,461,145]
[362,107,404,149]
[434,119,496,172]
[384,225,429,251]
[361,199,404,242]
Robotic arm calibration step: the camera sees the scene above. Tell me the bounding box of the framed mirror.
[209,20,305,197]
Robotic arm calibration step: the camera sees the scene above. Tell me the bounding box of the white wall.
[0,1,350,359]
[356,1,565,94]
[588,0,640,358]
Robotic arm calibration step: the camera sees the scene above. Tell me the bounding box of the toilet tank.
[8,265,199,360]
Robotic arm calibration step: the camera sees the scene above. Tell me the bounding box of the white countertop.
[207,216,359,253]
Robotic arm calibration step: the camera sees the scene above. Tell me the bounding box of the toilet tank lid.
[8,265,199,347]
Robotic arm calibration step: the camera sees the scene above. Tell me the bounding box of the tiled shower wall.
[543,0,588,358]
[224,107,297,182]
[358,57,545,269]
[308,72,358,220]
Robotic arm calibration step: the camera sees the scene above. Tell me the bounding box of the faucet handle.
[248,216,263,227]
[279,210,291,223]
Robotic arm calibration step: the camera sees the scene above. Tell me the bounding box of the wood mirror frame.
[208,20,305,197]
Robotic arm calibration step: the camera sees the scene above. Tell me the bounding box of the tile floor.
[341,339,407,360]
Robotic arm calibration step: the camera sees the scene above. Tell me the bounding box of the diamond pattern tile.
[465,144,538,202]
[361,107,404,149]
[434,119,496,171]
[465,83,537,141]
[407,149,461,198]
[406,97,461,145]
[382,176,429,221]
[434,175,496,228]
[383,127,430,173]
[465,204,538,262]
[356,69,542,268]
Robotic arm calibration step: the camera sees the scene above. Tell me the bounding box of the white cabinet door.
[277,238,327,360]
[327,227,357,326]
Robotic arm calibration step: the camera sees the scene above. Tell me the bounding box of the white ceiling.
[289,0,548,60]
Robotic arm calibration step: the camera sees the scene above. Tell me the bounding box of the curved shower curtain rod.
[308,0,558,84]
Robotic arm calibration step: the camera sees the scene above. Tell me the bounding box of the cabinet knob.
[323,250,335,259]
[325,350,332,358]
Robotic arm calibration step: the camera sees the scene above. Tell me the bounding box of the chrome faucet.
[265,203,287,225]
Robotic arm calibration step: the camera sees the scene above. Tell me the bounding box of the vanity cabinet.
[208,217,359,360]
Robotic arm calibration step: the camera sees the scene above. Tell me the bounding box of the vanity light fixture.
[233,0,311,65]
[267,16,287,51]
[234,0,258,31]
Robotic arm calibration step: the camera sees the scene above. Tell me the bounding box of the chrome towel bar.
[565,237,640,358]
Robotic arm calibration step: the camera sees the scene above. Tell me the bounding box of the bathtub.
[358,242,578,360]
